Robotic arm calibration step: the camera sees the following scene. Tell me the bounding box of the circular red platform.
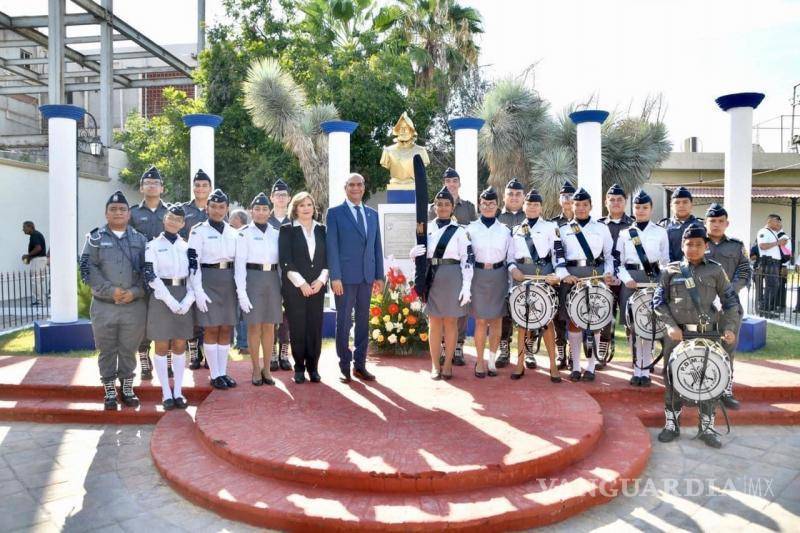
[195,356,603,492]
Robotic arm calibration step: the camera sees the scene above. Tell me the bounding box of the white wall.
[0,155,137,273]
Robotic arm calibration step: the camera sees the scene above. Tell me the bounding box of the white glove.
[165,297,182,314]
[409,244,426,259]
[195,290,212,313]
[458,286,471,306]
[238,293,253,313]
[177,298,193,315]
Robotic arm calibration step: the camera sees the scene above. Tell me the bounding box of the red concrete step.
[151,409,651,532]
[0,396,166,424]
[626,399,800,428]
[194,370,604,493]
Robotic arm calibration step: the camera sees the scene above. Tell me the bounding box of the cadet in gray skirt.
[235,192,283,386]
[410,186,473,380]
[188,188,239,390]
[508,188,563,382]
[466,187,513,378]
[80,191,147,410]
[144,204,194,409]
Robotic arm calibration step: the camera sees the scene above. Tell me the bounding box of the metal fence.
[745,262,800,326]
[0,266,50,330]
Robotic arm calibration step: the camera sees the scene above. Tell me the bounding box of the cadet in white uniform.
[235,192,283,386]
[616,190,670,387]
[466,187,513,378]
[410,186,473,380]
[555,188,614,382]
[188,188,239,390]
[508,189,563,382]
[144,204,194,409]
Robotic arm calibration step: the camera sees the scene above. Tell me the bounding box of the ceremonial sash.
[522,226,540,262]
[569,222,595,265]
[424,225,458,297]
[628,227,658,279]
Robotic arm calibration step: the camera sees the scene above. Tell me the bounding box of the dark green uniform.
[428,197,477,226]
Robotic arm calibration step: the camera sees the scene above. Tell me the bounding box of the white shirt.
[756,226,789,260]
[345,198,368,234]
[425,221,473,288]
[615,221,670,284]
[465,219,512,264]
[556,217,614,279]
[234,223,280,298]
[145,233,194,305]
[286,220,329,288]
[508,218,558,271]
[188,220,238,295]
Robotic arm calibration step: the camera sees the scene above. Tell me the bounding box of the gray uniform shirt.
[497,209,525,230]
[706,235,752,293]
[79,225,147,302]
[428,197,477,226]
[129,200,168,241]
[180,199,209,239]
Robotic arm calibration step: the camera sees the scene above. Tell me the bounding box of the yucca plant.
[243,58,339,211]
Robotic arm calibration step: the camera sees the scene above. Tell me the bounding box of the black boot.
[556,344,568,370]
[524,335,537,369]
[453,343,465,366]
[188,340,203,370]
[138,351,153,380]
[103,381,117,411]
[496,340,510,368]
[657,408,681,443]
[278,343,292,371]
[721,394,740,410]
[698,412,723,449]
[119,377,140,408]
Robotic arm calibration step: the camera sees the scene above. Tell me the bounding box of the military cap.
[682,225,708,241]
[505,177,524,190]
[673,186,693,200]
[251,192,271,208]
[705,203,728,218]
[443,167,460,180]
[572,187,591,202]
[560,180,576,195]
[193,169,211,183]
[271,179,289,194]
[208,188,229,205]
[167,203,185,217]
[479,186,498,201]
[525,188,543,203]
[140,166,163,183]
[606,183,626,197]
[106,190,129,207]
[434,186,454,203]
[633,190,652,205]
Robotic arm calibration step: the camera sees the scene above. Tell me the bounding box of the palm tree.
[297,0,379,54]
[243,57,339,211]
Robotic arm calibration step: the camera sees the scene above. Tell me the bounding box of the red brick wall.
[143,71,196,118]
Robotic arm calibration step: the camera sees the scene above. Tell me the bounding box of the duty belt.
[476,261,506,270]
[624,262,659,271]
[515,257,550,265]
[246,263,278,271]
[430,258,459,266]
[160,277,187,286]
[681,323,716,333]
[566,258,603,267]
[201,261,232,269]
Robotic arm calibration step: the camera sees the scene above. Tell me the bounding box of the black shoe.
[294,372,306,384]
[453,345,466,366]
[474,363,486,379]
[569,370,582,382]
[309,371,321,383]
[487,368,498,377]
[211,376,228,390]
[261,369,275,386]
[699,431,723,449]
[639,376,652,387]
[279,358,292,371]
[163,398,176,410]
[353,368,376,381]
[431,369,442,380]
[524,355,537,369]
[581,371,595,382]
[174,397,188,409]
[658,427,680,443]
[103,382,117,411]
[221,375,237,388]
[252,374,264,386]
[119,378,140,408]
[629,376,641,386]
[270,358,279,371]
[120,393,140,408]
[189,351,203,370]
[721,395,741,410]
[510,367,525,380]
[550,373,562,383]
[339,369,352,383]
[104,397,118,410]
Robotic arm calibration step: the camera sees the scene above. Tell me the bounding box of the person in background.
[229,209,251,356]
[659,186,703,262]
[756,214,790,317]
[496,178,526,368]
[21,221,47,306]
[268,179,294,372]
[549,180,576,370]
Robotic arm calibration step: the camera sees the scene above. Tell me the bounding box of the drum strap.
[679,263,712,327]
[424,225,458,297]
[522,229,540,262]
[569,222,596,265]
[628,227,659,279]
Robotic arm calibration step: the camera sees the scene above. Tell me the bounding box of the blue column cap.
[715,92,765,111]
[320,120,358,134]
[39,104,85,121]
[182,114,223,129]
[569,110,609,125]
[448,117,485,131]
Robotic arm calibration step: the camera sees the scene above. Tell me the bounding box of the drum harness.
[522,224,547,353]
[669,263,732,438]
[570,222,601,360]
[627,227,663,372]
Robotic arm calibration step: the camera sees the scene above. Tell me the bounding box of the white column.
[40,104,85,323]
[99,0,113,147]
[182,114,222,192]
[48,0,65,105]
[716,92,765,247]
[569,110,609,219]
[321,120,358,208]
[448,117,484,206]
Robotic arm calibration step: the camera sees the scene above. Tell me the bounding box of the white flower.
[384,322,393,333]
[390,291,399,302]
[394,322,404,332]
[388,334,397,344]
[372,329,380,340]
[410,300,422,312]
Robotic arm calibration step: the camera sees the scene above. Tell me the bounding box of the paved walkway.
[0,422,797,532]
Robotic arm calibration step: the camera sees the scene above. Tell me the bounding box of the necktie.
[354,205,366,236]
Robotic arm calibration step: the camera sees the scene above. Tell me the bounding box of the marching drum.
[508,281,558,330]
[566,280,615,331]
[668,338,732,403]
[626,286,666,340]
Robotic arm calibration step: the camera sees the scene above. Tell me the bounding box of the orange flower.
[388,303,400,315]
[405,315,418,325]
[370,307,381,317]
[420,333,428,342]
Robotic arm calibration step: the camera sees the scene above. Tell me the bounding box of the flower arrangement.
[369,267,428,355]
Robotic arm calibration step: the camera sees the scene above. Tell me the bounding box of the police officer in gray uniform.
[659,186,703,262]
[496,178,526,367]
[427,167,477,365]
[704,203,752,410]
[653,225,741,448]
[80,191,147,410]
[550,180,576,369]
[130,166,168,380]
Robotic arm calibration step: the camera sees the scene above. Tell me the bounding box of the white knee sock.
[487,350,497,372]
[217,344,230,376]
[568,330,582,371]
[172,352,186,399]
[586,332,599,373]
[640,340,653,378]
[204,343,219,378]
[154,355,171,401]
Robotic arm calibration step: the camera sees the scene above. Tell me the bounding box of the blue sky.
[4,0,798,152]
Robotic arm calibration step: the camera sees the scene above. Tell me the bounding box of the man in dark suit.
[327,173,385,382]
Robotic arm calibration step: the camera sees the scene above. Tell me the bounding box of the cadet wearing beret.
[80,191,147,410]
[267,178,294,372]
[704,203,752,410]
[659,186,703,262]
[549,179,576,369]
[496,177,527,367]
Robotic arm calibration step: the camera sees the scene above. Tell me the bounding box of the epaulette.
[727,236,743,244]
[707,258,722,267]
[86,227,103,247]
[658,217,669,225]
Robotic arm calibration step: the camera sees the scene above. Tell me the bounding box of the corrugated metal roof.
[665,186,800,199]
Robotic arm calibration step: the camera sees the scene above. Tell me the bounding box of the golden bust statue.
[380,112,430,190]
